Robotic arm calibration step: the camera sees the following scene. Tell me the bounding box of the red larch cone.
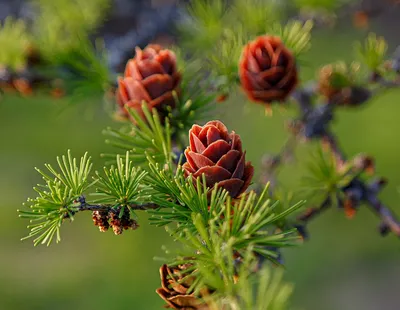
[116,44,181,120]
[182,120,254,199]
[239,35,298,105]
[156,264,211,310]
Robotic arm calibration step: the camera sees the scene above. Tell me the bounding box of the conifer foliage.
[11,0,400,309]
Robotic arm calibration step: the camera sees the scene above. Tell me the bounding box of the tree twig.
[272,80,400,238]
[74,195,159,212]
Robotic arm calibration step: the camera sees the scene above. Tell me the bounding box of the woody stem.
[74,195,159,212]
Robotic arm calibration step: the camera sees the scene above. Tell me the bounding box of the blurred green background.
[1,24,400,310]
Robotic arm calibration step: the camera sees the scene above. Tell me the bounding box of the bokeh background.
[1,0,399,309]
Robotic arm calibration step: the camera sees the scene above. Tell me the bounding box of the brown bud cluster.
[92,210,110,232]
[116,44,181,120]
[156,264,210,310]
[92,207,138,235]
[182,120,254,199]
[239,35,298,106]
[0,65,65,98]
[318,64,371,106]
[109,208,139,235]
[352,154,375,175]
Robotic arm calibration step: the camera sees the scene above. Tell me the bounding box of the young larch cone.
[318,64,371,106]
[318,64,342,101]
[109,207,139,235]
[116,44,181,119]
[92,210,110,232]
[239,36,298,105]
[182,120,254,198]
[156,264,210,310]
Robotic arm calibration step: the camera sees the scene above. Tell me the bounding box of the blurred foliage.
[355,33,388,73]
[300,146,352,206]
[229,262,293,310]
[0,17,30,70]
[271,20,314,56]
[178,0,314,97]
[229,0,284,36]
[318,61,364,89]
[179,0,227,51]
[104,104,172,166]
[32,0,110,61]
[56,37,113,102]
[293,0,353,11]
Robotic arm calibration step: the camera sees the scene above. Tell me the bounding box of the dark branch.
[296,197,331,223]
[74,196,159,212]
[365,193,400,237]
[269,74,400,238]
[322,131,347,164]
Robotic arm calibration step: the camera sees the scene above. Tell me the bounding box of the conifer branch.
[14,1,400,309]
[265,49,400,238]
[73,195,159,212]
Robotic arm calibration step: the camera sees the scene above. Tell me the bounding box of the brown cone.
[92,210,109,232]
[182,120,254,199]
[116,44,181,120]
[156,264,210,310]
[318,64,339,100]
[239,36,298,105]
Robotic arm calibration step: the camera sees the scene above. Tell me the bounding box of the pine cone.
[182,120,254,198]
[239,36,298,105]
[116,44,181,120]
[156,264,210,310]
